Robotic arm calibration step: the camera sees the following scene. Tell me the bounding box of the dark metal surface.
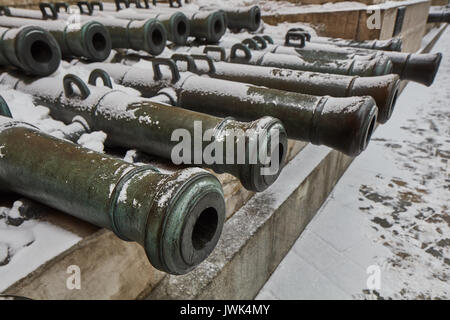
[0,16,111,61]
[81,59,378,157]
[0,71,286,192]
[0,26,61,76]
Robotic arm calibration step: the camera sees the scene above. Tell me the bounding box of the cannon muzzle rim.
[247,5,262,32]
[143,19,167,55]
[17,26,61,76]
[240,117,288,192]
[169,11,190,45]
[206,11,227,43]
[145,169,226,275]
[381,76,401,123]
[422,52,442,87]
[81,21,112,61]
[358,98,378,153]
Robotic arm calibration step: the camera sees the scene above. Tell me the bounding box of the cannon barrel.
[205,6,262,32]
[77,59,378,156]
[155,53,397,123]
[55,10,167,55]
[98,3,226,43]
[111,51,397,123]
[252,34,442,86]
[0,71,286,192]
[171,43,393,77]
[0,115,225,275]
[124,6,226,42]
[309,35,402,52]
[0,26,60,76]
[0,16,111,61]
[427,9,450,23]
[78,6,191,45]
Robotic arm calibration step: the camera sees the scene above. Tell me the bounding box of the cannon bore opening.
[254,11,261,26]
[92,32,107,51]
[177,20,187,37]
[152,28,164,47]
[214,19,224,35]
[191,207,219,250]
[30,40,53,63]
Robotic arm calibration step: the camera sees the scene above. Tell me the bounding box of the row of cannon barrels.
[0,2,443,275]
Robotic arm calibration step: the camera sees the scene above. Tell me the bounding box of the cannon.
[0,71,286,192]
[0,15,111,61]
[75,58,378,156]
[0,25,60,76]
[169,43,393,77]
[55,10,167,55]
[253,34,442,86]
[427,7,450,23]
[0,114,226,275]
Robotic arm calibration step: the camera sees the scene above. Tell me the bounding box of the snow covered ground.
[257,27,450,300]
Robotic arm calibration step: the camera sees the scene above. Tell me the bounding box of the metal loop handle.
[287,28,311,41]
[191,54,216,74]
[203,46,226,61]
[90,1,104,11]
[152,58,180,83]
[114,0,130,10]
[54,2,69,13]
[171,54,198,73]
[242,38,260,50]
[39,3,58,20]
[262,35,274,44]
[285,32,306,48]
[252,35,268,49]
[88,69,113,88]
[0,6,11,16]
[230,43,252,61]
[77,1,93,15]
[0,95,12,118]
[63,74,91,100]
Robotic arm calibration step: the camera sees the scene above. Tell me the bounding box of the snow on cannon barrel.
[0,71,287,192]
[0,15,111,61]
[171,42,393,77]
[282,28,403,52]
[0,115,226,275]
[76,58,378,157]
[148,51,398,124]
[0,26,61,76]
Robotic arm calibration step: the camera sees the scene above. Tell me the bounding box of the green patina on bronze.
[88,59,377,157]
[0,72,285,192]
[0,115,225,275]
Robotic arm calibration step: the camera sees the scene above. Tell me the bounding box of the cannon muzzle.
[0,26,60,76]
[0,115,225,274]
[0,16,112,61]
[223,6,261,32]
[390,52,442,87]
